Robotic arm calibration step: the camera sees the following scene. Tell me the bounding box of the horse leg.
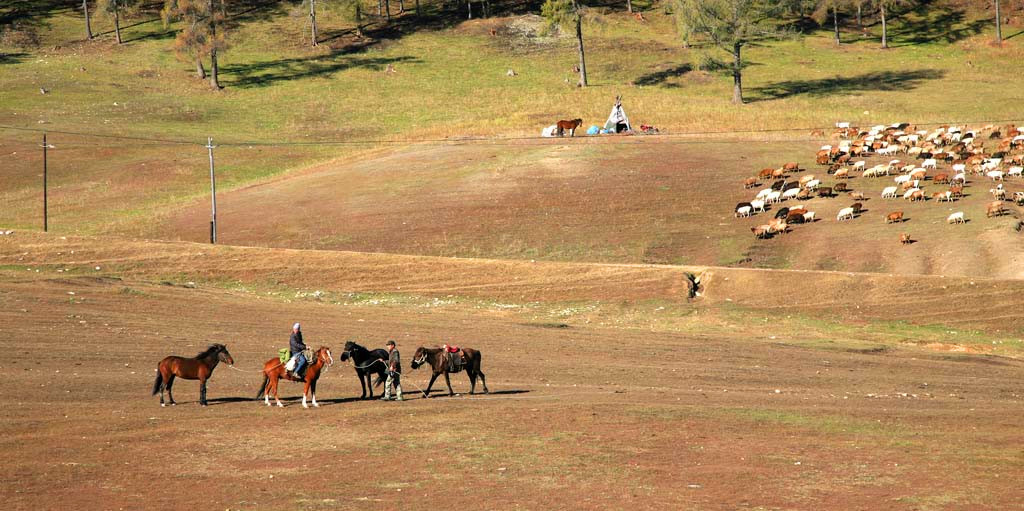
[468,371,477,395]
[478,369,489,394]
[264,377,272,406]
[444,372,454,396]
[166,374,176,405]
[425,373,440,397]
[358,371,367,399]
[199,377,208,406]
[302,379,310,409]
[272,377,283,407]
[311,378,319,408]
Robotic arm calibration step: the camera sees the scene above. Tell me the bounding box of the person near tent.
[604,95,632,133]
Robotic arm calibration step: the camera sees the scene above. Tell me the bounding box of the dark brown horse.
[410,346,489,397]
[256,346,333,408]
[151,343,234,406]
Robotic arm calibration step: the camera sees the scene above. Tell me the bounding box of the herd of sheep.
[737,122,1024,242]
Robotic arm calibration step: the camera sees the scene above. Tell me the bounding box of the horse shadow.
[205,396,255,406]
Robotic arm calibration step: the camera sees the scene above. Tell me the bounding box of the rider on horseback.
[288,323,307,379]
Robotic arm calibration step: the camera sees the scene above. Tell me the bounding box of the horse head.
[213,344,234,365]
[340,340,357,361]
[318,347,334,367]
[410,347,428,370]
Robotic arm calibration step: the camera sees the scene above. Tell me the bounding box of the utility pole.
[42,134,49,232]
[207,137,217,243]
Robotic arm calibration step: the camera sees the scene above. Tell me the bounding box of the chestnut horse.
[151,343,234,407]
[410,346,489,397]
[256,346,333,408]
[556,118,583,137]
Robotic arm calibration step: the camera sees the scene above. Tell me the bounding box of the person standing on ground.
[289,323,307,378]
[379,340,403,401]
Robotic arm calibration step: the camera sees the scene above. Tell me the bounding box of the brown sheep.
[933,173,949,184]
[987,201,1006,218]
[743,177,758,188]
[817,187,833,198]
[909,190,924,202]
[900,233,912,244]
[752,225,771,239]
[950,185,964,197]
[885,211,904,223]
[834,182,848,192]
[851,202,863,214]
[848,191,866,200]
[758,168,775,179]
[783,162,800,172]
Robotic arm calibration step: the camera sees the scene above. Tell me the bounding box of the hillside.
[3,0,1024,243]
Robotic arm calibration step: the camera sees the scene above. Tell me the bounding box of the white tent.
[604,96,631,133]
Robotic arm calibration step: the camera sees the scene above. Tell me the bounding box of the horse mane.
[196,343,224,358]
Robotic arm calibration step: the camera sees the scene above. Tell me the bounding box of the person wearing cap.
[289,322,308,378]
[379,340,403,401]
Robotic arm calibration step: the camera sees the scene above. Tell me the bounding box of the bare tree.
[83,0,94,40]
[162,0,226,88]
[543,0,588,86]
[995,0,1003,44]
[676,0,787,104]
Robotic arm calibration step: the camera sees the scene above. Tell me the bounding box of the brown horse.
[256,346,333,408]
[410,346,489,397]
[151,343,234,407]
[556,118,583,137]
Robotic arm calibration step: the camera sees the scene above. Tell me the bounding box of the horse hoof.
[276,403,283,408]
[313,403,320,408]
[160,403,166,407]
[302,404,309,409]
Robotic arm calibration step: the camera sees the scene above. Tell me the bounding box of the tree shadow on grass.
[749,69,946,102]
[220,54,420,87]
[634,63,692,87]
[0,52,28,65]
[885,6,988,48]
[0,0,70,29]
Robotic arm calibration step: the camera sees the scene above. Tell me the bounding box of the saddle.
[445,349,465,373]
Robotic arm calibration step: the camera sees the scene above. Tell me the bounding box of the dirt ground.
[2,237,1023,510]
[144,138,1024,278]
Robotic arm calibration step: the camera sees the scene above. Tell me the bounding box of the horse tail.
[256,374,269,399]
[151,371,163,395]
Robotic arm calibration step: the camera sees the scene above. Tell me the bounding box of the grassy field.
[3,0,1024,236]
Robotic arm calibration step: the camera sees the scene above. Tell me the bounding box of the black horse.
[339,340,389,399]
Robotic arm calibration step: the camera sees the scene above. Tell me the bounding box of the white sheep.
[894,174,911,184]
[852,161,866,170]
[802,211,816,223]
[805,179,821,190]
[767,191,783,204]
[756,188,773,200]
[922,158,937,169]
[783,188,801,200]
[902,187,921,200]
[987,170,1005,181]
[751,199,766,212]
[836,207,855,221]
[735,206,752,218]
[882,186,899,198]
[952,163,966,173]
[947,212,965,224]
[1007,166,1023,177]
